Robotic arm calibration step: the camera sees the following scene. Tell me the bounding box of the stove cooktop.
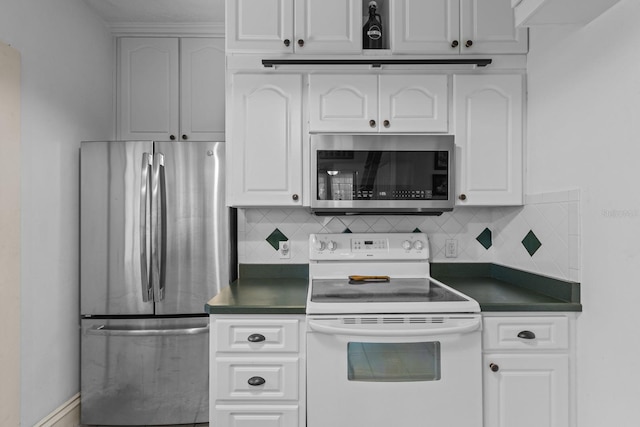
[311,278,468,303]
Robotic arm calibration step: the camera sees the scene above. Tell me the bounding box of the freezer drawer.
[81,317,209,425]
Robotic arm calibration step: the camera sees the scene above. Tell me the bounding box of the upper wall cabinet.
[391,0,528,54]
[453,74,523,206]
[227,74,303,206]
[118,37,225,141]
[309,74,448,133]
[226,0,361,54]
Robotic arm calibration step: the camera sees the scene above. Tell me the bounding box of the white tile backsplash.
[237,189,581,281]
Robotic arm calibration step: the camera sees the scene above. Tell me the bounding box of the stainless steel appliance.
[80,140,232,425]
[310,134,455,214]
[306,233,482,427]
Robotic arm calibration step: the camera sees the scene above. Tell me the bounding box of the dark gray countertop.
[205,263,581,314]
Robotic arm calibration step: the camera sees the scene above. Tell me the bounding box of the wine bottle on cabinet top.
[363,1,383,49]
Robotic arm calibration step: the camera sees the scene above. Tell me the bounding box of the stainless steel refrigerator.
[80,140,233,425]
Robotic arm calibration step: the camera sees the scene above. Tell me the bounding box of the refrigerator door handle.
[151,152,166,302]
[86,324,209,336]
[140,152,153,302]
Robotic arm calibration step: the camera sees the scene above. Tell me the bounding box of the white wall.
[0,1,114,425]
[526,1,640,425]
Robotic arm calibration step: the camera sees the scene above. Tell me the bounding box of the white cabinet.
[227,74,303,207]
[226,0,361,54]
[309,74,448,133]
[391,0,528,54]
[453,74,524,206]
[118,37,225,141]
[482,314,573,427]
[210,316,306,427]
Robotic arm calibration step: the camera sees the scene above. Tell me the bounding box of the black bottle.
[363,1,383,49]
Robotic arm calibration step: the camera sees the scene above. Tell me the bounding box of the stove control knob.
[327,240,338,251]
[314,240,326,252]
[402,240,412,250]
[413,240,425,250]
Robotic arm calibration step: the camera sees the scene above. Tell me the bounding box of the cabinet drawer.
[216,357,299,401]
[214,319,299,353]
[214,405,299,427]
[483,316,569,351]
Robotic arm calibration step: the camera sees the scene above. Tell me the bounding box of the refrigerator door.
[81,140,154,315]
[80,317,209,425]
[153,141,229,315]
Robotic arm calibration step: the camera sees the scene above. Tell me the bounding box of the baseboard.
[33,393,80,427]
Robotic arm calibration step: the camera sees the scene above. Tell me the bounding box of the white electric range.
[306,232,483,427]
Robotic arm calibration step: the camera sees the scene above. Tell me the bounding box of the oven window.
[347,342,441,382]
[317,150,449,201]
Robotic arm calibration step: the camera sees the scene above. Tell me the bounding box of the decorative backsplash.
[237,189,581,282]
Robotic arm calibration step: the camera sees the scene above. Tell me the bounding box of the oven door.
[310,134,455,214]
[306,314,482,427]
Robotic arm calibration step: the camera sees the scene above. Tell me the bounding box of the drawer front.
[214,405,299,427]
[215,319,299,353]
[216,357,299,401]
[483,316,569,351]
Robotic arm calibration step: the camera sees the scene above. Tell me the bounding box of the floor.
[87,424,208,427]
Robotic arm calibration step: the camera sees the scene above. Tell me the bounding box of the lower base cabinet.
[213,405,299,427]
[482,313,575,427]
[210,315,306,427]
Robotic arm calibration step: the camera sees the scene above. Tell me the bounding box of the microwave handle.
[307,318,480,337]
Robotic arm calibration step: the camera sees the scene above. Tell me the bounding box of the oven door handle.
[307,319,481,337]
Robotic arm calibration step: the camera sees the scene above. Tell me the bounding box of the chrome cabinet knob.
[247,333,266,343]
[248,376,266,386]
[383,120,390,128]
[490,363,499,372]
[459,194,467,201]
[517,330,536,339]
[369,119,376,128]
[451,40,459,48]
[465,40,473,48]
[292,194,299,201]
[284,39,290,47]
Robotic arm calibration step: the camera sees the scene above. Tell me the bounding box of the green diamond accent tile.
[476,228,492,250]
[343,228,352,233]
[266,228,288,250]
[413,228,422,233]
[522,230,542,256]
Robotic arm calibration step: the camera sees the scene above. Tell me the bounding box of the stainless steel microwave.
[310,134,455,215]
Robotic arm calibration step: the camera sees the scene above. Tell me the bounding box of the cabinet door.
[228,74,302,206]
[294,0,361,54]
[226,0,294,52]
[460,0,528,54]
[391,0,460,54]
[379,75,448,133]
[483,353,569,427]
[308,74,378,132]
[180,38,225,141]
[453,74,523,206]
[118,38,179,140]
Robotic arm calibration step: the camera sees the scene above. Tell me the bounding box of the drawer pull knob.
[247,333,266,343]
[489,363,499,372]
[517,330,536,340]
[248,376,266,386]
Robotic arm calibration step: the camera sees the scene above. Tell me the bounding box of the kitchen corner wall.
[237,189,581,282]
